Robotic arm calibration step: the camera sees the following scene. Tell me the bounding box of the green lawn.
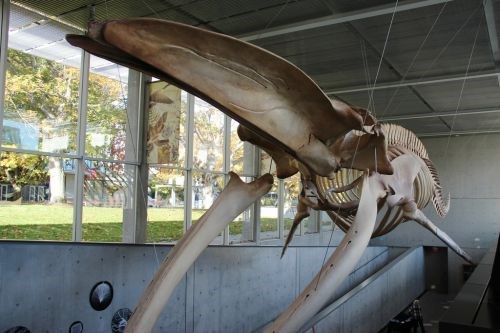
[0,204,289,242]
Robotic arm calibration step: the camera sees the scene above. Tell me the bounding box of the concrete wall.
[310,247,425,333]
[439,236,499,331]
[370,133,500,292]
[0,241,391,333]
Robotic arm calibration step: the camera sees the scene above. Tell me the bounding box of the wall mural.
[67,18,474,333]
[146,82,181,165]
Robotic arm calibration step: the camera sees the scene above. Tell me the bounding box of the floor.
[419,290,457,333]
[379,290,458,333]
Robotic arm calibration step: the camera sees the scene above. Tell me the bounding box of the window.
[284,174,300,237]
[3,6,81,154]
[230,195,256,243]
[147,168,185,243]
[146,83,187,244]
[0,5,325,245]
[0,5,80,241]
[260,167,279,241]
[81,161,130,242]
[86,56,129,162]
[0,151,75,241]
[193,98,225,172]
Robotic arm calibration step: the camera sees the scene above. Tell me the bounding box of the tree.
[193,100,225,171]
[86,71,128,162]
[3,48,128,203]
[0,148,48,200]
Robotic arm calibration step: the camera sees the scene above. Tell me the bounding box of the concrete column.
[222,115,231,245]
[241,142,256,242]
[73,51,90,242]
[184,93,195,232]
[278,179,285,241]
[122,70,148,243]
[252,148,262,244]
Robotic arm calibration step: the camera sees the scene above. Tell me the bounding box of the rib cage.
[381,123,450,217]
[315,123,449,237]
[423,157,450,217]
[382,123,428,159]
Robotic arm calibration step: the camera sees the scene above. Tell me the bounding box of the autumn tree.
[0,149,48,200]
[1,48,127,203]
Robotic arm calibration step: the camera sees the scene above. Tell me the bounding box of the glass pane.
[229,176,255,244]
[193,98,225,172]
[192,171,224,244]
[321,211,333,231]
[0,152,74,241]
[147,84,186,167]
[3,11,81,153]
[82,160,129,242]
[260,177,279,240]
[147,168,185,243]
[284,173,300,237]
[303,211,319,234]
[230,119,256,176]
[86,56,129,161]
[192,171,224,209]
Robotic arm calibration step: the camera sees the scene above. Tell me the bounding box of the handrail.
[299,246,421,332]
[440,235,500,331]
[253,246,418,333]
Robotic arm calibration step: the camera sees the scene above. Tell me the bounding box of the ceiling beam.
[417,129,500,137]
[10,1,86,32]
[325,68,500,94]
[484,0,500,62]
[483,0,500,87]
[379,108,500,121]
[239,0,453,41]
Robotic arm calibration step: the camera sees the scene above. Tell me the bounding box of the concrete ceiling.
[7,0,500,137]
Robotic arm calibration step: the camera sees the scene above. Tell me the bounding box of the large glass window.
[321,211,334,232]
[192,171,224,210]
[228,120,259,243]
[284,174,300,237]
[146,84,186,244]
[191,171,224,245]
[227,175,255,244]
[81,160,129,242]
[86,56,129,162]
[230,119,258,175]
[193,98,225,172]
[260,152,279,240]
[3,20,81,153]
[147,168,186,243]
[0,6,79,242]
[0,5,327,246]
[0,152,74,241]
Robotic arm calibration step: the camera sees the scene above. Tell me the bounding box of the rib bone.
[124,172,273,332]
[265,173,386,333]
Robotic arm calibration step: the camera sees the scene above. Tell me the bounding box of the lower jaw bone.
[125,172,273,333]
[265,173,385,333]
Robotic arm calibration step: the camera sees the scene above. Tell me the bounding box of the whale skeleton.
[67,18,473,333]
